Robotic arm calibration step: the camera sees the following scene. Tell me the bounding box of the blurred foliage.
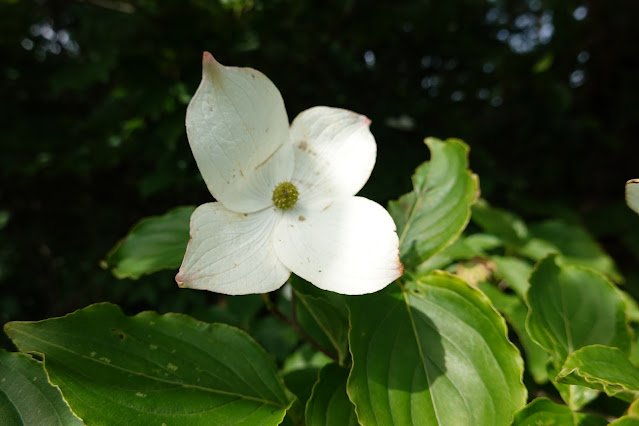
[1,0,638,347]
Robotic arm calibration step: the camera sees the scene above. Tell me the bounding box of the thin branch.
[290,290,298,323]
[261,293,338,362]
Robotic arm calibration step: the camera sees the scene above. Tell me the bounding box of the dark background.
[1,0,638,336]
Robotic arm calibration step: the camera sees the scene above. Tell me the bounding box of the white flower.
[627,179,639,215]
[175,52,403,295]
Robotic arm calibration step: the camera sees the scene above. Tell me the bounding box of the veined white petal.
[273,197,403,295]
[186,53,294,213]
[289,107,376,208]
[627,179,639,214]
[176,203,291,295]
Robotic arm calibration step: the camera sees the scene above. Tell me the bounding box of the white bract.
[175,52,403,295]
[627,179,639,215]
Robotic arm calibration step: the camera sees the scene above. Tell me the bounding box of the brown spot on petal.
[298,215,306,221]
[397,259,405,277]
[298,140,308,151]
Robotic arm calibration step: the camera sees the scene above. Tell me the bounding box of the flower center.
[272,181,299,210]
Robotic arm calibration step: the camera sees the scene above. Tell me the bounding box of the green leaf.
[610,417,639,426]
[557,345,639,402]
[526,255,631,409]
[283,368,321,409]
[282,344,332,375]
[290,277,349,364]
[491,255,533,298]
[416,233,502,274]
[388,137,479,268]
[511,397,607,426]
[105,206,195,279]
[0,349,82,425]
[281,345,332,426]
[348,272,526,426]
[526,254,631,364]
[548,363,600,411]
[5,303,292,425]
[477,283,548,384]
[610,399,639,425]
[621,290,639,323]
[305,364,357,426]
[520,220,622,282]
[471,199,529,246]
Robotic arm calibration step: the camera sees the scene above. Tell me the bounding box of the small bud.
[272,181,299,210]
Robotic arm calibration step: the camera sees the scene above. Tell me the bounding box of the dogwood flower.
[627,179,639,214]
[175,52,403,295]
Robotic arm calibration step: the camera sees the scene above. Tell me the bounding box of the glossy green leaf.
[290,277,349,364]
[557,345,639,402]
[526,255,631,364]
[520,220,621,282]
[0,349,82,425]
[511,397,607,426]
[105,205,195,279]
[5,303,292,425]
[477,283,548,384]
[526,255,631,410]
[305,364,357,426]
[348,272,526,426]
[549,363,600,411]
[388,137,479,268]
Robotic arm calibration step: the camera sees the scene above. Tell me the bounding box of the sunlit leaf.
[5,303,293,425]
[526,254,631,364]
[105,206,195,279]
[549,363,600,411]
[511,397,606,426]
[348,272,526,426]
[557,345,639,402]
[526,254,631,409]
[477,282,548,384]
[388,137,479,269]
